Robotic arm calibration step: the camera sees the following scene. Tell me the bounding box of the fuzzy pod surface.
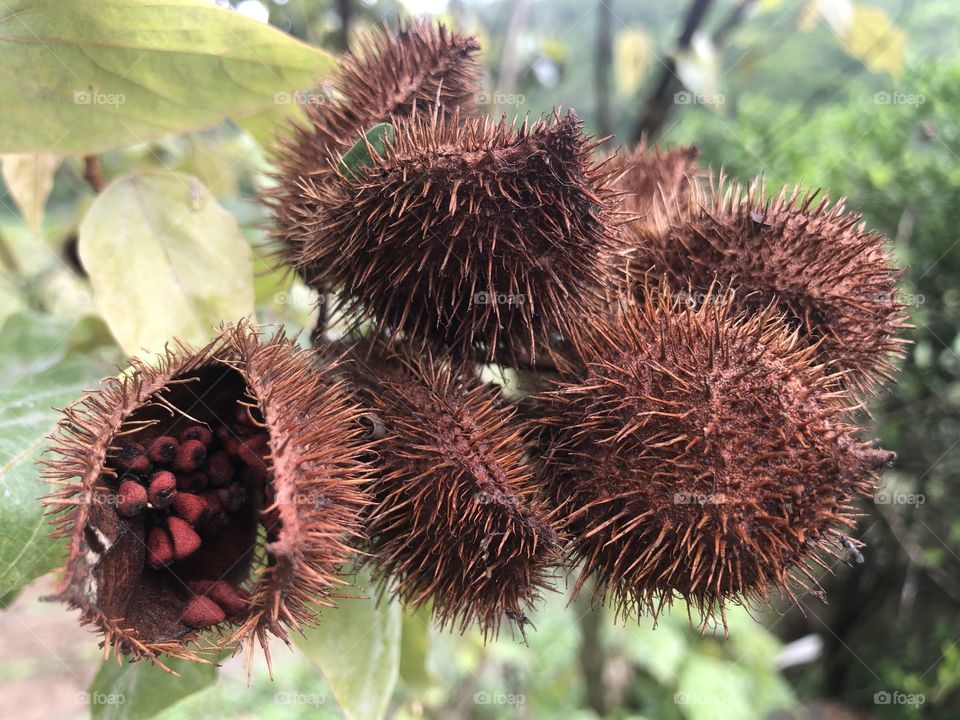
[267,20,481,276]
[344,337,561,637]
[41,324,370,667]
[538,289,893,625]
[633,179,910,391]
[293,108,619,364]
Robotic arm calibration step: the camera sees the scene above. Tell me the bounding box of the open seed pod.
[267,20,481,276]
[343,336,561,638]
[537,288,893,627]
[293,107,619,365]
[632,178,910,392]
[41,324,370,668]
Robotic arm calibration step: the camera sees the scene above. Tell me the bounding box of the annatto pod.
[267,20,481,276]
[632,178,910,392]
[611,141,700,237]
[343,337,561,638]
[537,288,893,627]
[293,107,619,364]
[41,324,370,669]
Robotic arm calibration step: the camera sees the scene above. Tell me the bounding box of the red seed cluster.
[105,405,277,629]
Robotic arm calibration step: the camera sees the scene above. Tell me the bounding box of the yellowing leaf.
[841,4,906,78]
[1,153,62,233]
[0,0,336,155]
[614,28,651,99]
[78,172,254,356]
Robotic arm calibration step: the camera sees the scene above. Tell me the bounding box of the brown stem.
[83,156,107,193]
[574,586,606,715]
[336,0,352,52]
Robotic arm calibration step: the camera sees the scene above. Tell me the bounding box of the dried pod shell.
[268,20,481,277]
[345,337,561,637]
[294,108,619,363]
[41,324,370,667]
[633,178,910,391]
[538,288,890,625]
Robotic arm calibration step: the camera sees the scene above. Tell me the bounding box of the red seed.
[116,480,147,517]
[177,471,208,493]
[146,526,174,567]
[172,492,208,525]
[148,470,177,509]
[219,482,246,512]
[114,442,149,473]
[146,435,179,464]
[167,516,202,560]
[237,434,270,470]
[174,439,207,472]
[204,451,233,488]
[181,595,225,628]
[208,581,250,616]
[179,425,213,446]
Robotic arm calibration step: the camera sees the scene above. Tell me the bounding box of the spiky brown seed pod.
[538,289,892,625]
[267,20,481,275]
[41,324,370,668]
[612,142,700,237]
[293,108,618,363]
[633,179,909,391]
[343,337,561,637]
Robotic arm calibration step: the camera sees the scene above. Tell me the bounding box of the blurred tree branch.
[595,1,614,138]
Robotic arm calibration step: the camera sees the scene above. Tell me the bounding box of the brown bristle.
[287,108,620,363]
[40,323,372,666]
[266,20,481,278]
[537,287,888,625]
[631,177,910,392]
[345,337,561,637]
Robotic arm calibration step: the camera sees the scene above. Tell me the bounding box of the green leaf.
[399,606,435,693]
[295,571,402,720]
[0,311,111,597]
[0,153,62,233]
[338,124,395,180]
[78,171,255,356]
[88,654,219,720]
[0,0,336,155]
